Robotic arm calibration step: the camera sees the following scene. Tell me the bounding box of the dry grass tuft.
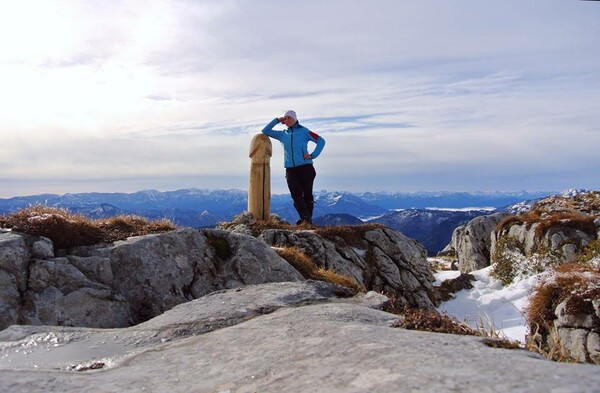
[392,307,479,336]
[481,338,521,350]
[313,224,385,248]
[526,324,578,363]
[496,208,595,243]
[274,246,316,278]
[274,246,365,294]
[496,210,542,233]
[385,295,520,348]
[314,268,364,293]
[532,211,596,242]
[0,205,177,250]
[219,215,295,232]
[527,262,600,354]
[436,273,475,301]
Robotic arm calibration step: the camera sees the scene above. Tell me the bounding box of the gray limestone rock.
[454,213,508,273]
[0,232,31,291]
[21,286,133,328]
[587,332,600,364]
[31,237,54,260]
[494,222,596,262]
[0,270,20,328]
[1,281,599,393]
[260,226,435,308]
[555,299,596,329]
[22,258,132,328]
[80,227,304,324]
[552,295,600,364]
[437,225,464,257]
[0,227,305,330]
[66,255,113,286]
[135,280,371,338]
[557,328,590,363]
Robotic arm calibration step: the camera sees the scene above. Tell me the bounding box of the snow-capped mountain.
[499,200,536,215]
[357,190,552,210]
[70,203,129,219]
[559,188,592,198]
[0,188,563,248]
[313,191,387,218]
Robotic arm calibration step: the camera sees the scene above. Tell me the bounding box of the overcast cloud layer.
[1,0,599,197]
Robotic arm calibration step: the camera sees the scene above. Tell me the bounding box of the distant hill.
[313,214,364,226]
[357,191,552,210]
[69,203,129,219]
[367,209,491,255]
[0,188,556,250]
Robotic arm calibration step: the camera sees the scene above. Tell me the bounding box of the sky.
[1,0,599,197]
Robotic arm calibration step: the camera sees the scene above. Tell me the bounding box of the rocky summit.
[0,222,436,331]
[1,216,600,391]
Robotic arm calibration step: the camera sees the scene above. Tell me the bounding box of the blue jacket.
[262,118,326,168]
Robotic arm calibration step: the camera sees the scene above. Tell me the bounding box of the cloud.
[0,0,599,197]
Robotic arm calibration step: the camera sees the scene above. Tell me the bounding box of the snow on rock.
[436,267,544,343]
[559,189,592,198]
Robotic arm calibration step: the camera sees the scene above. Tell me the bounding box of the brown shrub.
[314,268,365,294]
[219,216,295,232]
[0,205,177,250]
[274,246,364,294]
[489,236,526,285]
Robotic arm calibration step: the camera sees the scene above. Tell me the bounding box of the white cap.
[284,110,297,121]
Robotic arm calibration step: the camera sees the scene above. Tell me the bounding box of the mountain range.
[0,188,553,254]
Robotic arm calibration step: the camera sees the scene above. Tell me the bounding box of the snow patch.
[436,267,545,344]
[425,207,496,212]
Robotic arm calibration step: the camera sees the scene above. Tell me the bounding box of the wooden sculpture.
[248,134,272,220]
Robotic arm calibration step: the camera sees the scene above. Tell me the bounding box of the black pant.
[285,164,316,223]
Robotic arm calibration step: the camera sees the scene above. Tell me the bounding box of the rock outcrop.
[439,193,600,273]
[1,220,436,330]
[221,215,436,309]
[0,228,303,330]
[491,217,597,263]
[491,191,600,265]
[1,281,599,393]
[553,295,600,364]
[453,213,509,273]
[264,227,435,308]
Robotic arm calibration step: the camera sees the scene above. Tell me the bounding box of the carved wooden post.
[248,134,272,221]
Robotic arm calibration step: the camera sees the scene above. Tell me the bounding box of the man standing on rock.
[262,110,326,226]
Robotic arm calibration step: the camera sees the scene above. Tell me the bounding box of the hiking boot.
[295,219,313,228]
